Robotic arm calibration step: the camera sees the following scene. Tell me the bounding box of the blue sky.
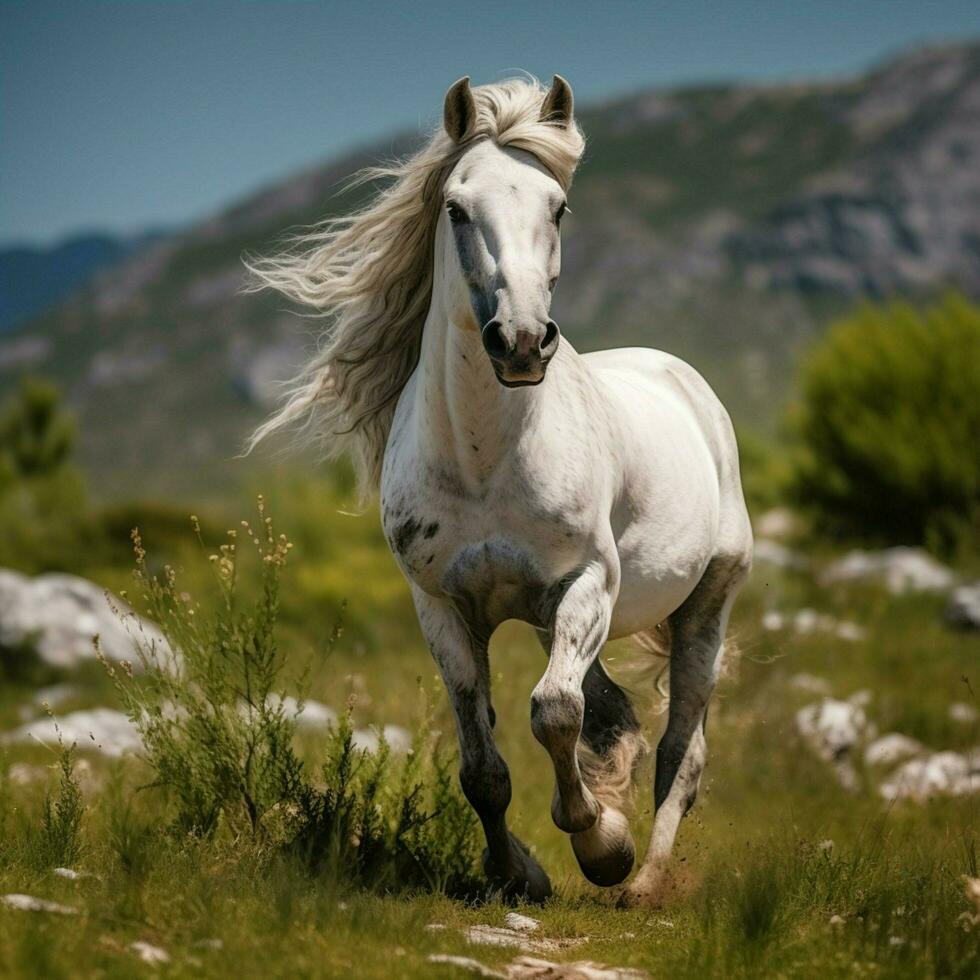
[2,0,979,245]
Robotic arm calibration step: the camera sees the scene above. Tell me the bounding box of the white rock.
[834,760,862,793]
[796,699,870,762]
[351,728,380,753]
[4,707,141,757]
[465,925,528,949]
[946,583,980,629]
[834,621,867,642]
[463,925,585,955]
[864,733,924,767]
[754,539,808,571]
[949,702,979,724]
[349,724,412,754]
[755,508,797,539]
[763,609,865,641]
[382,724,412,754]
[0,569,170,669]
[790,673,832,696]
[7,762,46,785]
[821,548,955,594]
[794,609,823,633]
[503,912,540,933]
[509,957,648,980]
[129,941,170,965]
[52,867,85,880]
[2,893,78,915]
[300,699,339,729]
[880,750,980,802]
[762,611,785,632]
[266,694,338,730]
[427,954,504,978]
[33,684,79,708]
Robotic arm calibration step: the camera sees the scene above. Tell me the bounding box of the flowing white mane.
[245,77,585,497]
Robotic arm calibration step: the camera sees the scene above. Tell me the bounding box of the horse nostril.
[481,321,509,360]
[541,321,560,355]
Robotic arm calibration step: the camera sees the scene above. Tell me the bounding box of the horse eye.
[446,202,468,224]
[555,202,567,226]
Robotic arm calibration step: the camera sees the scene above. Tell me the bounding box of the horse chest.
[381,459,588,627]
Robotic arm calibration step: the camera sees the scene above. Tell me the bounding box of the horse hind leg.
[621,552,750,908]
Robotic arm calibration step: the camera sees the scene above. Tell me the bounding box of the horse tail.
[633,621,672,705]
[576,623,671,817]
[577,727,648,816]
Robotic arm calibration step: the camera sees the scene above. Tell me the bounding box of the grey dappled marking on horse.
[247,75,753,905]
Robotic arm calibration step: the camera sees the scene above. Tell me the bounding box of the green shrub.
[737,430,792,517]
[788,293,980,554]
[0,377,73,480]
[0,378,99,574]
[102,499,480,894]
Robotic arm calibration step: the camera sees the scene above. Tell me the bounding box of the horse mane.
[244,77,585,498]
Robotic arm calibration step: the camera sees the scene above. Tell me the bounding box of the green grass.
[0,488,978,977]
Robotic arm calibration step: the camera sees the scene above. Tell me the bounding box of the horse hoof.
[571,807,634,887]
[618,874,666,909]
[482,838,553,904]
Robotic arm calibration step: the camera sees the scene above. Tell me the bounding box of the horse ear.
[444,76,476,143]
[540,74,574,126]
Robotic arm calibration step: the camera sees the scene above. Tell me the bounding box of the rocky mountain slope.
[4,42,979,498]
[0,232,163,333]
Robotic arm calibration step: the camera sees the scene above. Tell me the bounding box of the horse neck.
[414,278,546,486]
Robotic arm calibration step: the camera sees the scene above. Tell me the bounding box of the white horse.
[247,75,752,906]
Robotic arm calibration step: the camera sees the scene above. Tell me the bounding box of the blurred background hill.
[3,40,979,500]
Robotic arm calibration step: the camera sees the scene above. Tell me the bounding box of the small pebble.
[2,894,78,915]
[503,912,540,933]
[129,941,170,965]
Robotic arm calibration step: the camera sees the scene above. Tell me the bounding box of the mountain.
[0,231,164,334]
[3,42,979,499]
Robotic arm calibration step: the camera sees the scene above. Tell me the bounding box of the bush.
[0,377,74,480]
[0,377,98,573]
[737,430,793,517]
[788,293,980,554]
[102,499,480,895]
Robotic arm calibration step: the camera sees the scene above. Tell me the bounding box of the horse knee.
[530,685,584,750]
[460,757,511,817]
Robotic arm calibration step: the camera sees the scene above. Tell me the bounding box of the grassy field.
[0,482,978,978]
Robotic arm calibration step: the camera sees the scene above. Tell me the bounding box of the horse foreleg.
[531,561,636,886]
[622,554,748,907]
[413,588,551,902]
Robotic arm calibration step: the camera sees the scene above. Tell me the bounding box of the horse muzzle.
[481,320,560,387]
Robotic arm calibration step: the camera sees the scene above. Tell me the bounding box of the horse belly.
[611,546,712,638]
[608,448,720,638]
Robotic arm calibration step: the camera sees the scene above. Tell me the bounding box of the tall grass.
[95,498,480,894]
